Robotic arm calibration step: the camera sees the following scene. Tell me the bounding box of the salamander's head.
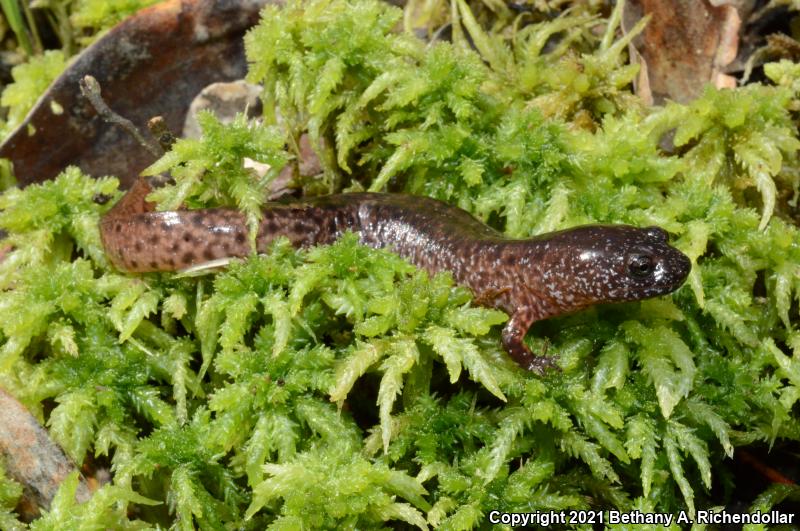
[538,225,691,310]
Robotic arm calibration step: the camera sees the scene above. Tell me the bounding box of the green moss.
[2,0,800,527]
[0,50,66,139]
[68,0,160,34]
[0,461,24,531]
[143,111,289,243]
[27,471,158,530]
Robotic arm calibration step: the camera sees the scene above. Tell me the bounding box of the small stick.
[145,117,177,189]
[78,75,163,158]
[147,115,177,152]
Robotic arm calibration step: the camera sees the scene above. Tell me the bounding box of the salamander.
[100,178,691,372]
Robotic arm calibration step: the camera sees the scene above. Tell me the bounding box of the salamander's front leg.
[501,309,557,374]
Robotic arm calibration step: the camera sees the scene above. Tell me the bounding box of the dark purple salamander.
[100,178,691,372]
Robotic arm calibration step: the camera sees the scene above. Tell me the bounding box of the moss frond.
[3,0,800,527]
[0,50,66,138]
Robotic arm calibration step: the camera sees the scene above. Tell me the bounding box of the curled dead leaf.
[0,0,271,188]
[623,0,741,104]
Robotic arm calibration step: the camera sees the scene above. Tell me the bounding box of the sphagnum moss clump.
[1,0,800,528]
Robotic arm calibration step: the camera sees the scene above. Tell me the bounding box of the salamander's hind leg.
[501,309,558,374]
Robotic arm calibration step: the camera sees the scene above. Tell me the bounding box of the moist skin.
[101,178,691,372]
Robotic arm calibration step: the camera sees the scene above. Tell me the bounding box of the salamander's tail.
[102,177,157,219]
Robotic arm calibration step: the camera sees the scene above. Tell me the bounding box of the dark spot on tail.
[263,219,277,233]
[203,248,216,260]
[235,232,246,244]
[182,252,196,264]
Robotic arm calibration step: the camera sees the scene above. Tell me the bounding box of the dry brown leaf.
[623,0,742,104]
[0,0,270,188]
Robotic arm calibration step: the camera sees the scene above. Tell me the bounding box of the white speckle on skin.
[159,211,183,228]
[193,22,209,42]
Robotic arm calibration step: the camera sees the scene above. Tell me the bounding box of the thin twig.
[79,75,163,158]
[147,116,177,152]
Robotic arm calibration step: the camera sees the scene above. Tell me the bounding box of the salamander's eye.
[628,253,654,278]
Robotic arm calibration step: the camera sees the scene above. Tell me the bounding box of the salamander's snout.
[653,246,691,290]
